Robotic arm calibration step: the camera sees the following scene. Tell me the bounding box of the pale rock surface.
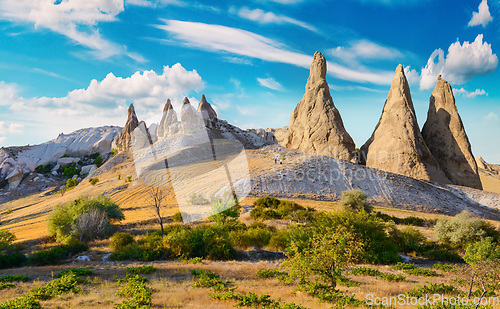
[156,99,179,139]
[284,52,355,160]
[0,126,121,189]
[114,103,139,152]
[421,76,482,189]
[360,65,450,184]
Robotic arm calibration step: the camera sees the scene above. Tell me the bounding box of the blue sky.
[0,0,499,162]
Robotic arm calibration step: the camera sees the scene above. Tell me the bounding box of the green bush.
[127,266,156,274]
[0,230,26,269]
[109,232,135,250]
[66,178,78,189]
[27,242,88,266]
[0,295,42,309]
[250,196,314,222]
[229,228,273,249]
[48,196,124,244]
[55,268,93,278]
[340,189,373,213]
[434,210,500,248]
[171,211,183,222]
[115,274,152,309]
[89,178,99,186]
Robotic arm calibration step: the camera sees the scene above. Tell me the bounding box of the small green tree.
[340,189,373,213]
[281,225,363,288]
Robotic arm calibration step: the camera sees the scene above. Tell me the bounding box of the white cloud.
[420,35,498,89]
[453,88,488,98]
[484,112,499,122]
[257,77,285,91]
[468,0,493,27]
[404,66,420,86]
[157,20,394,85]
[0,122,24,135]
[0,0,144,62]
[330,40,402,64]
[236,7,317,32]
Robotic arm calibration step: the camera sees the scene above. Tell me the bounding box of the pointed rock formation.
[283,52,355,160]
[114,103,140,152]
[181,97,204,132]
[360,65,450,183]
[157,99,179,138]
[421,76,482,189]
[197,95,217,127]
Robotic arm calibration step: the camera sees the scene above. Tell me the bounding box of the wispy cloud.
[468,0,493,27]
[0,0,144,62]
[257,77,285,91]
[156,20,394,85]
[420,35,498,89]
[453,88,488,98]
[235,7,317,32]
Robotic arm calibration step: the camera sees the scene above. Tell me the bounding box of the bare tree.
[74,208,109,242]
[148,187,166,236]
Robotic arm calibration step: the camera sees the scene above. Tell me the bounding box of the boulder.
[114,103,140,152]
[283,52,356,161]
[421,76,482,189]
[360,65,450,184]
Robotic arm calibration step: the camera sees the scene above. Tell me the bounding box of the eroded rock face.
[360,65,450,184]
[421,76,482,189]
[197,95,217,127]
[114,103,139,152]
[157,99,179,139]
[283,52,355,160]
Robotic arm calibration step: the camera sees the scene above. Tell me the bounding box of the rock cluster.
[283,52,355,161]
[360,65,450,184]
[421,76,482,189]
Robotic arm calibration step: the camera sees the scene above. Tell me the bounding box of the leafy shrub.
[0,275,28,282]
[0,295,42,309]
[340,189,373,213]
[0,230,26,269]
[229,228,273,249]
[250,196,315,222]
[172,211,183,222]
[389,226,427,254]
[48,196,124,244]
[27,242,87,266]
[127,266,156,274]
[434,211,500,248]
[112,233,168,261]
[55,268,93,278]
[31,273,82,300]
[66,178,78,189]
[94,156,103,167]
[109,232,135,250]
[432,263,453,273]
[115,274,152,309]
[89,178,99,185]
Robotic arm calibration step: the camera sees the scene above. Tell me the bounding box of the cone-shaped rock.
[114,103,140,152]
[180,97,204,132]
[157,99,178,138]
[421,76,482,189]
[360,65,450,183]
[197,95,217,123]
[283,52,355,160]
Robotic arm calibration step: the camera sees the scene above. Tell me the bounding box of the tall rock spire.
[283,51,356,161]
[157,99,178,138]
[360,65,450,183]
[421,76,482,189]
[114,103,140,152]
